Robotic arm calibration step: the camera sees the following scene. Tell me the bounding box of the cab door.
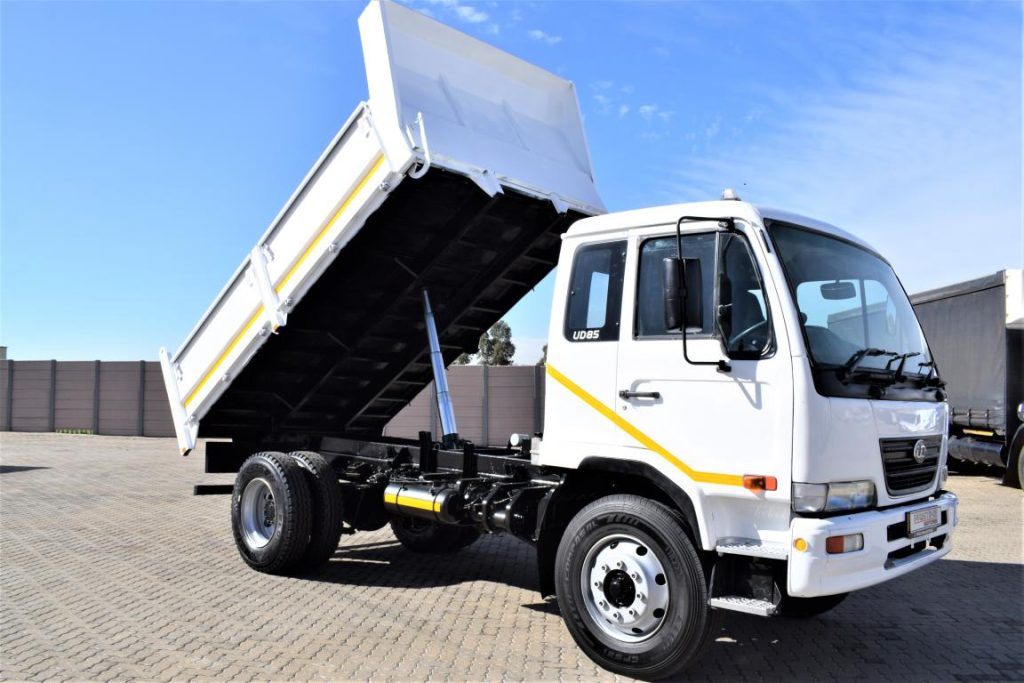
[614,225,793,548]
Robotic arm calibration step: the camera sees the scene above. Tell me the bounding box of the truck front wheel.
[555,495,718,680]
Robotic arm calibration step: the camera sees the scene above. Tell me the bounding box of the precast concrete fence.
[0,361,545,447]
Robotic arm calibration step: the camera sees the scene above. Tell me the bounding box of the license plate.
[907,506,941,538]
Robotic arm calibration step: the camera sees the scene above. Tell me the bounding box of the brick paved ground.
[1,432,1021,682]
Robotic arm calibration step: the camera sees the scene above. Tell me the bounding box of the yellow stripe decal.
[961,428,993,437]
[183,307,264,407]
[183,154,387,408]
[545,364,744,487]
[274,154,387,295]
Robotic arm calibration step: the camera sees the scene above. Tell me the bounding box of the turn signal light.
[743,475,778,492]
[825,533,864,554]
[793,538,809,552]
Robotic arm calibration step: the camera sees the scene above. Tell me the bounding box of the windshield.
[769,222,939,398]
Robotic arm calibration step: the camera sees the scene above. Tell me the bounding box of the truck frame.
[163,3,960,678]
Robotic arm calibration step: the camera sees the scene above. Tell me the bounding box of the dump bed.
[160,0,604,454]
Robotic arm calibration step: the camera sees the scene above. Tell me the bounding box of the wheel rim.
[580,533,670,643]
[240,478,277,550]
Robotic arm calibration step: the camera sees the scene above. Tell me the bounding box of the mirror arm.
[674,216,736,373]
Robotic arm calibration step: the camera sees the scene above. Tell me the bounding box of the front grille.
[880,436,942,495]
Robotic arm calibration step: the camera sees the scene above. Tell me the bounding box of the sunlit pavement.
[1,432,1021,682]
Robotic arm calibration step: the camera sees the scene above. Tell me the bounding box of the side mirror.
[662,257,683,331]
[662,257,703,331]
[682,258,703,330]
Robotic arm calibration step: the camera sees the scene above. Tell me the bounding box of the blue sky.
[2,0,1020,363]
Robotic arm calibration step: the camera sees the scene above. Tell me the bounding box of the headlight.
[1017,401,1024,422]
[792,481,876,513]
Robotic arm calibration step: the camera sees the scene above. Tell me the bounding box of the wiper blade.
[838,347,899,380]
[913,360,947,388]
[885,351,921,381]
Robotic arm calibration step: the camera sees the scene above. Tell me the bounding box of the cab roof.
[565,199,880,256]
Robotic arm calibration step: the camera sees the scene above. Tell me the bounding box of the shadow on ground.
[0,465,50,474]
[307,533,1023,681]
[304,534,539,591]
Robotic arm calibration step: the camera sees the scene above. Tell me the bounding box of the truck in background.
[911,270,1024,488]
[161,2,959,678]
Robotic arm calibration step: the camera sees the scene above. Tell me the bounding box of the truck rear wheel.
[231,452,312,574]
[554,495,717,680]
[390,517,480,553]
[290,451,345,571]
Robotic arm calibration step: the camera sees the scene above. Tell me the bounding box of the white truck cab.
[539,194,957,608]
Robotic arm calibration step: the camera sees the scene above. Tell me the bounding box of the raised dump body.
[160,0,603,455]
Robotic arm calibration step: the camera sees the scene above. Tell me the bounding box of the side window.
[636,233,716,337]
[718,233,773,356]
[564,241,626,342]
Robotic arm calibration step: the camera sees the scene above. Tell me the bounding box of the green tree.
[478,320,515,366]
[536,344,547,367]
[452,352,472,365]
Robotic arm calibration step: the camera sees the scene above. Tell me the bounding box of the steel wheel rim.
[580,533,670,643]
[240,478,276,550]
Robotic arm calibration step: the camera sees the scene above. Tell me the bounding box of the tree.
[536,344,547,367]
[478,320,515,366]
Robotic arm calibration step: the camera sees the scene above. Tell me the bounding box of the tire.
[290,451,345,570]
[1001,438,1023,490]
[390,517,480,553]
[231,451,312,574]
[554,495,718,681]
[776,592,848,618]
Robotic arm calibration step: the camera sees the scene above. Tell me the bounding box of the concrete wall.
[384,365,545,447]
[0,361,545,445]
[0,360,175,437]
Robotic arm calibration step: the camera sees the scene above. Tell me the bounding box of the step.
[708,596,778,617]
[715,538,789,560]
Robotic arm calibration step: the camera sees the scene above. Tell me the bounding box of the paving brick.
[0,432,1021,681]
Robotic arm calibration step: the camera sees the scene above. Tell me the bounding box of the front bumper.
[788,492,958,598]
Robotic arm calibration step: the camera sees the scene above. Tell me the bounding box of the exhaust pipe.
[422,289,459,448]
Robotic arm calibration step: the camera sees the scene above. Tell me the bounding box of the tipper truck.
[161,2,959,677]
[911,270,1023,488]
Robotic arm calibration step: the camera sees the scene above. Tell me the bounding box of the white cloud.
[665,13,1021,292]
[618,104,630,118]
[413,0,491,25]
[528,29,562,45]
[638,104,658,121]
[704,116,720,138]
[454,4,488,23]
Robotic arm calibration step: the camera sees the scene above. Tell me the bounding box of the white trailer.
[163,3,959,678]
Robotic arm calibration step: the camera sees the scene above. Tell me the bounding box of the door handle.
[619,389,661,400]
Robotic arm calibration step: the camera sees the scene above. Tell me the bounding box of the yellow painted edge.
[183,306,265,407]
[274,154,387,295]
[182,153,387,409]
[962,428,994,437]
[545,364,745,487]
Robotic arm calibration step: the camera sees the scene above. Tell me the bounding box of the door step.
[708,596,778,617]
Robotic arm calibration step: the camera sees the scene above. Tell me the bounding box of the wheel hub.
[581,534,670,643]
[240,478,277,550]
[603,570,636,607]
